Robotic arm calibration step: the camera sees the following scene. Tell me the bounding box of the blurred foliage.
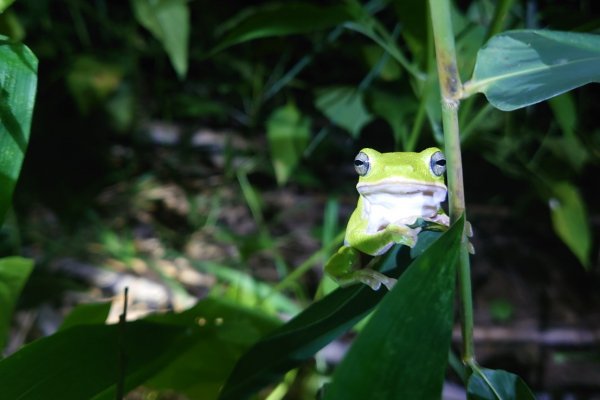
[0,0,598,399]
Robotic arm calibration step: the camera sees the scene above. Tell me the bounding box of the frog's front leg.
[349,222,421,256]
[324,246,397,291]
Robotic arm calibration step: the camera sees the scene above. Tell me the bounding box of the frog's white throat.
[357,180,447,234]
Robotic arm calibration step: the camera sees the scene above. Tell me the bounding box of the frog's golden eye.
[430,151,446,176]
[354,151,370,176]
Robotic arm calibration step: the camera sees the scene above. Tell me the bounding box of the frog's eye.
[430,151,446,176]
[354,151,370,176]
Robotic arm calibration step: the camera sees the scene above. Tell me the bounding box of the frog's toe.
[465,220,474,238]
[355,269,396,291]
[361,277,382,291]
[391,230,418,247]
[467,241,476,254]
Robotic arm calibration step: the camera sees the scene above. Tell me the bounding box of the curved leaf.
[210,3,354,55]
[464,30,600,111]
[0,298,278,399]
[267,103,310,185]
[316,87,373,138]
[59,301,112,331]
[218,248,405,400]
[548,182,592,268]
[467,368,535,400]
[323,216,463,400]
[0,321,192,400]
[0,37,37,224]
[131,0,190,78]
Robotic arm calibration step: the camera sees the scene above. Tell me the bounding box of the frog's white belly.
[358,181,446,234]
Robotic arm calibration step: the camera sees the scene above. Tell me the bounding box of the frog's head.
[353,147,447,218]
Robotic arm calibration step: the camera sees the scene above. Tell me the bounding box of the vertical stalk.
[427,0,476,366]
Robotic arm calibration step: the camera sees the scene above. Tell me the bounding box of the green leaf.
[193,260,301,316]
[218,248,405,400]
[0,0,16,14]
[547,93,589,172]
[59,301,112,331]
[211,2,354,54]
[0,257,34,352]
[467,368,535,400]
[548,182,592,268]
[0,321,191,399]
[342,10,424,80]
[131,0,189,78]
[465,30,600,111]
[368,90,416,147]
[0,297,278,399]
[0,37,37,224]
[316,87,373,138]
[146,297,280,399]
[266,103,311,185]
[323,217,463,400]
[410,230,443,258]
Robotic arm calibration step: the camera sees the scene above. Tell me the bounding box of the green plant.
[0,0,38,358]
[1,0,598,399]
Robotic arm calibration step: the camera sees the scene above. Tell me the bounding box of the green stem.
[428,0,476,366]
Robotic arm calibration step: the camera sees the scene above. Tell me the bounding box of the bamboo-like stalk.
[427,0,476,368]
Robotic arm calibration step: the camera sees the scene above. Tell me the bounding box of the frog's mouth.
[357,180,447,226]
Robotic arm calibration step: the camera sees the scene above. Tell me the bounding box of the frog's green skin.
[325,147,449,291]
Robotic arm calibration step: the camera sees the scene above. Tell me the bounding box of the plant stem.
[428,0,476,366]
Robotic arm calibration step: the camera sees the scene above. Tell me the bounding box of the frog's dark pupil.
[355,160,363,166]
[436,160,446,166]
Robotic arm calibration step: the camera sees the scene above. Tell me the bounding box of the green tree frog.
[325,147,449,291]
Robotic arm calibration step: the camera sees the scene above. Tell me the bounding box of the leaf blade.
[548,182,592,268]
[465,30,600,111]
[266,103,311,185]
[218,249,405,400]
[210,2,354,55]
[0,38,38,224]
[323,217,463,400]
[131,0,190,78]
[467,368,535,400]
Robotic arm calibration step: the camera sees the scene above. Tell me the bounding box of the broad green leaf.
[218,248,406,400]
[266,103,310,186]
[464,30,600,111]
[210,3,354,54]
[0,37,37,224]
[0,297,278,399]
[146,297,280,399]
[59,301,112,331]
[323,217,463,400]
[410,230,443,258]
[0,257,33,352]
[131,0,189,78]
[467,368,535,400]
[548,182,592,268]
[0,321,191,399]
[316,87,373,138]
